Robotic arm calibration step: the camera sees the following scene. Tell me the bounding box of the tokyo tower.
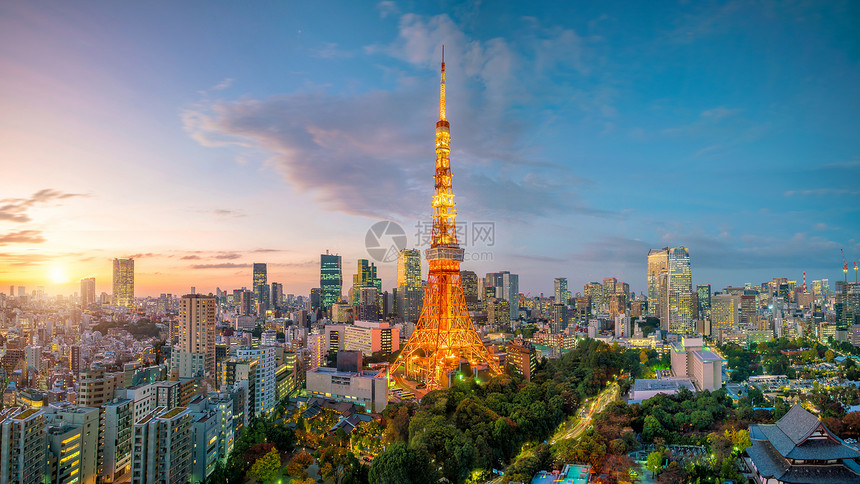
[391,48,502,389]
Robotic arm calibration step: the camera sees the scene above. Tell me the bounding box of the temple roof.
[778,404,827,444]
[747,440,860,483]
[747,404,860,483]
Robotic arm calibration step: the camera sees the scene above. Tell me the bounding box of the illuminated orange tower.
[392,48,502,389]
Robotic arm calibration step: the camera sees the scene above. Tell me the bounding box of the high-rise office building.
[740,294,757,325]
[602,277,617,310]
[352,259,382,309]
[320,252,343,312]
[711,293,739,338]
[80,277,96,307]
[647,248,669,318]
[584,282,603,314]
[175,294,217,378]
[461,271,479,311]
[485,271,519,320]
[252,263,268,313]
[271,282,283,309]
[554,278,570,305]
[112,258,134,307]
[358,287,380,321]
[550,304,568,333]
[696,284,711,319]
[396,249,422,321]
[667,247,694,334]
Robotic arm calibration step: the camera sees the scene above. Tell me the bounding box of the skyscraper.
[252,263,268,313]
[603,277,617,310]
[647,248,669,318]
[320,252,342,312]
[396,249,422,321]
[352,259,381,309]
[175,294,217,378]
[584,282,603,314]
[461,271,479,311]
[112,258,134,307]
[271,282,283,309]
[667,247,694,334]
[554,278,570,305]
[80,277,95,307]
[711,293,739,338]
[696,284,711,318]
[486,271,519,320]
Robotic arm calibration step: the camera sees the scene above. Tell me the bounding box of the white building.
[343,321,400,356]
[306,367,388,413]
[670,337,724,392]
[101,398,133,483]
[0,407,46,483]
[236,347,276,415]
[131,406,193,484]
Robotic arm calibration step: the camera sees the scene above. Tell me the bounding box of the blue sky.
[1,0,858,296]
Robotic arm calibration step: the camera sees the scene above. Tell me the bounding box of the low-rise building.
[305,367,387,413]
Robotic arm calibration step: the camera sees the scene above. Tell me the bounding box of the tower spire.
[439,45,446,121]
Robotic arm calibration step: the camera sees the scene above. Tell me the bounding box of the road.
[551,381,620,443]
[488,380,620,482]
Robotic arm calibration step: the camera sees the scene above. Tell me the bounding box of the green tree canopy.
[369,442,439,484]
[249,448,281,484]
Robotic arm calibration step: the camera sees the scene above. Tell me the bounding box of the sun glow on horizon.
[48,264,69,284]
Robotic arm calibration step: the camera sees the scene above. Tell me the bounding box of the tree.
[657,461,687,484]
[825,349,835,362]
[731,429,751,450]
[642,415,664,443]
[640,349,649,365]
[369,442,439,484]
[646,451,663,478]
[267,424,296,453]
[286,451,314,479]
[248,448,281,483]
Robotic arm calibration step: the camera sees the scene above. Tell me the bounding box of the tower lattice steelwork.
[392,49,502,389]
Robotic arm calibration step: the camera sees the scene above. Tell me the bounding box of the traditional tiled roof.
[778,404,826,444]
[747,405,860,484]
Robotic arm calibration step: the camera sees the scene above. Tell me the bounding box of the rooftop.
[690,349,724,362]
[160,407,188,419]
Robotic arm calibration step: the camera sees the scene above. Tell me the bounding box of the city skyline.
[2,1,859,296]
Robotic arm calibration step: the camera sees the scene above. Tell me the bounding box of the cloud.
[212,78,234,90]
[0,230,45,245]
[123,253,155,259]
[377,1,398,18]
[190,263,249,269]
[818,160,860,170]
[180,255,201,260]
[701,106,741,121]
[0,189,88,223]
[210,209,245,217]
[784,188,860,197]
[185,13,609,220]
[309,42,353,59]
[214,252,241,260]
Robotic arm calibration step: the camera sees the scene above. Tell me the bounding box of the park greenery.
[366,338,642,484]
[203,334,860,483]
